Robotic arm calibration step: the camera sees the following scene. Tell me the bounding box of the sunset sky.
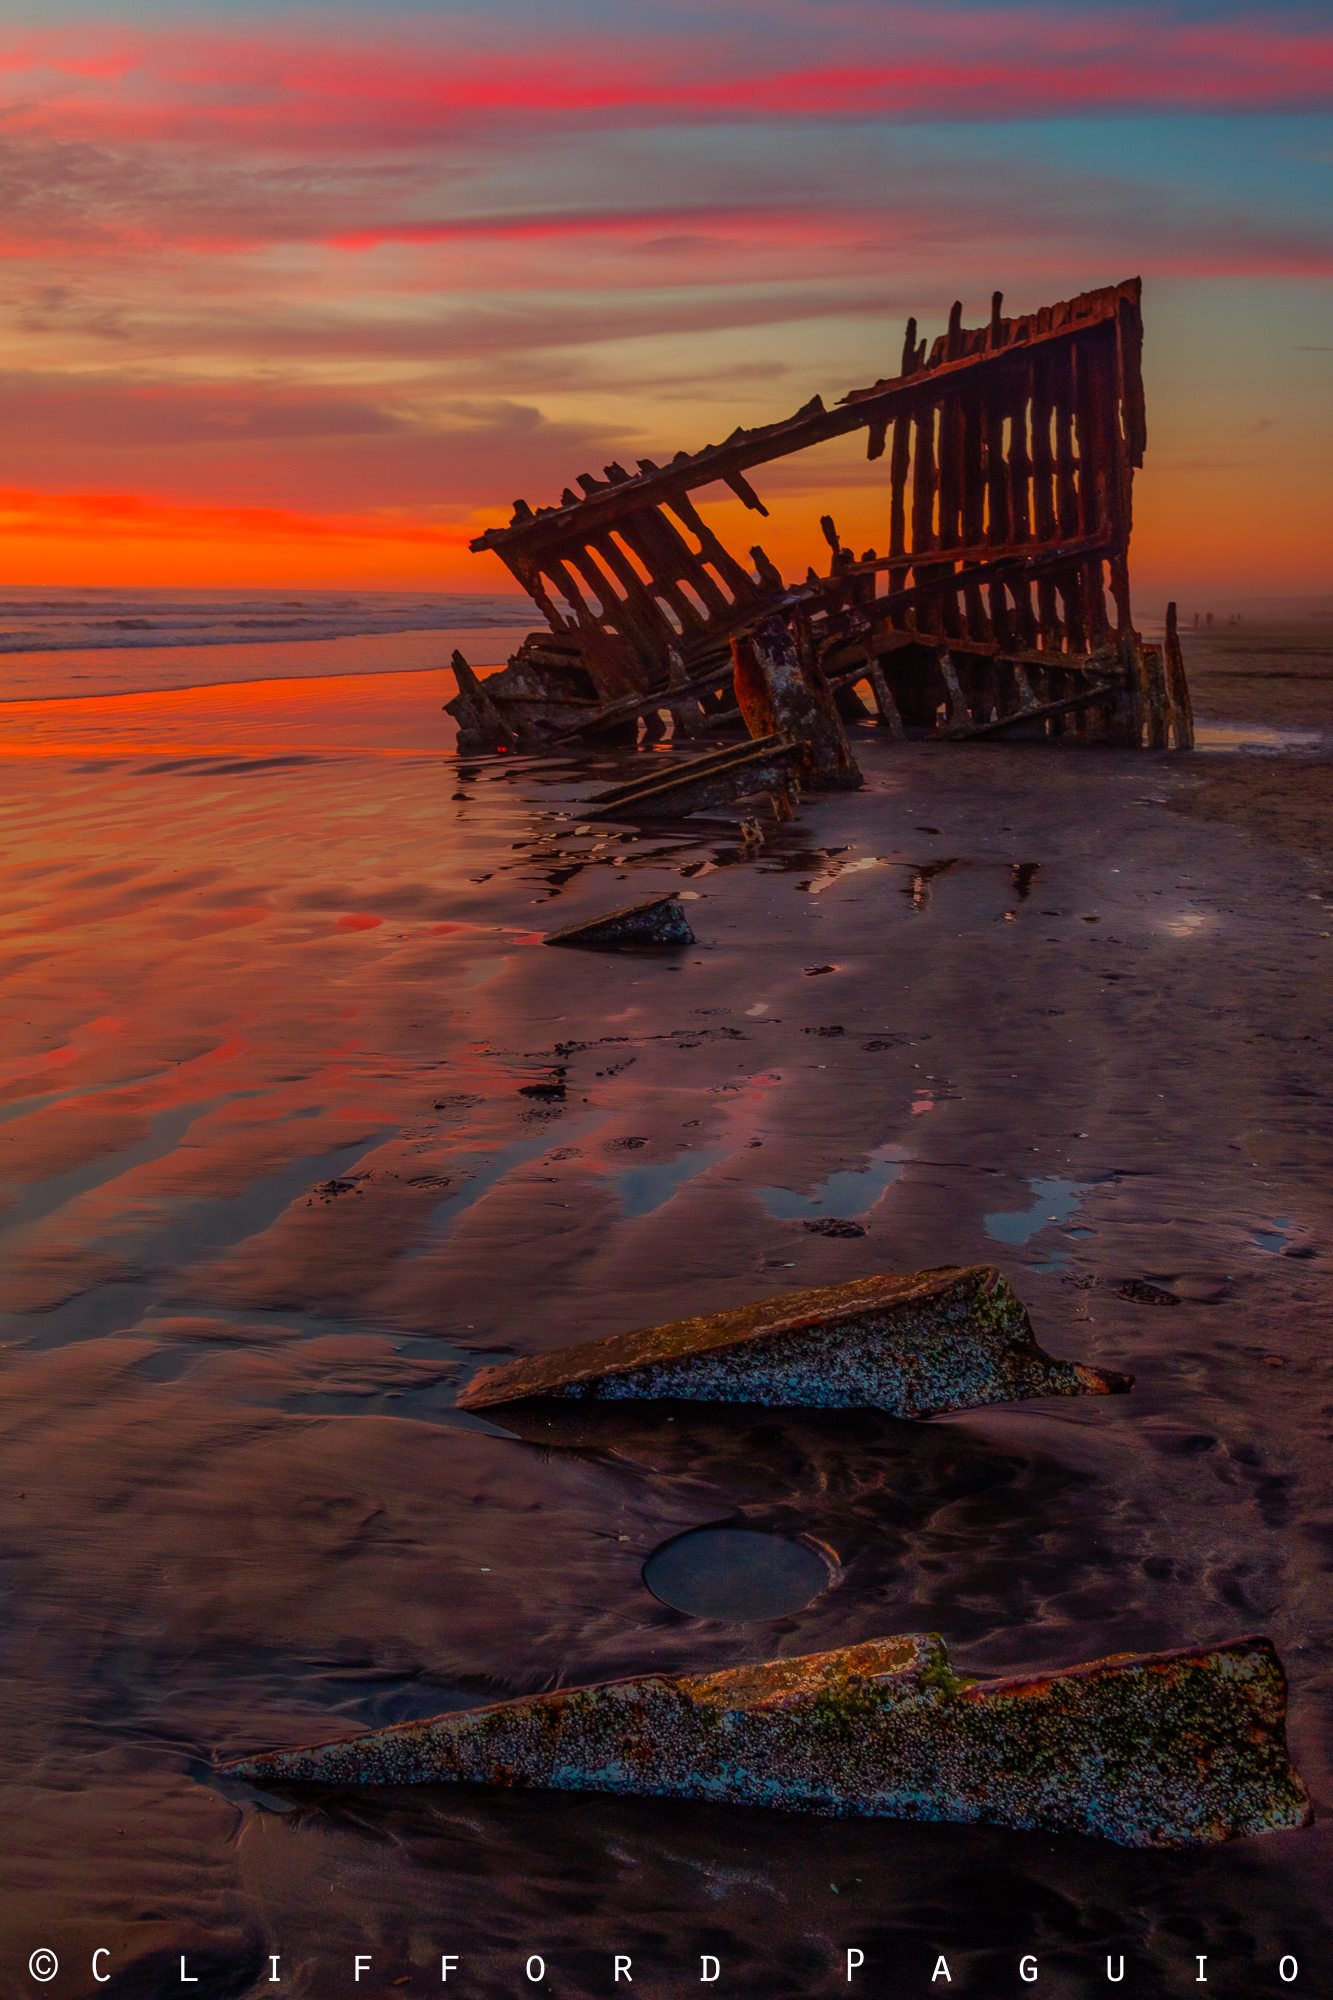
[2,1,1330,600]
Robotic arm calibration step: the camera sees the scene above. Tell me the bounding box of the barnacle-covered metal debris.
[221,1633,1309,1849]
[543,893,696,950]
[456,1265,1129,1418]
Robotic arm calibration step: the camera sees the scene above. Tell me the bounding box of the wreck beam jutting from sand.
[222,1634,1309,1850]
[451,278,1194,760]
[457,1265,1130,1418]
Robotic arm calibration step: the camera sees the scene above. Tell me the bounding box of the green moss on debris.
[223,1633,1310,1849]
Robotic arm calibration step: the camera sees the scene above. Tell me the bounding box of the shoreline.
[0,653,511,710]
[0,617,532,705]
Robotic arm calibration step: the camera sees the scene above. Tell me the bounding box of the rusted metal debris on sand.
[457,1265,1130,1419]
[222,1633,1309,1849]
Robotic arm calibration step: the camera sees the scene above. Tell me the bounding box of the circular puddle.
[643,1525,838,1621]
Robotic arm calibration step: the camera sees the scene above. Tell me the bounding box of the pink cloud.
[1,11,1327,296]
[1,10,1330,155]
[0,374,641,513]
[324,203,853,252]
[3,148,1329,284]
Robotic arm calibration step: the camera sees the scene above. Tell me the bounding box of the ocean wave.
[0,588,529,655]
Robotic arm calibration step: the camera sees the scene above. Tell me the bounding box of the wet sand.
[1,621,1330,1994]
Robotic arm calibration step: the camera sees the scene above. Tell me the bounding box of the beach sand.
[1,622,1329,1990]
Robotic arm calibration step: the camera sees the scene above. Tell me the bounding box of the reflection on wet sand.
[1,639,1330,1985]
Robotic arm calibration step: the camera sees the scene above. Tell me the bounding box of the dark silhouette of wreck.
[451,277,1192,758]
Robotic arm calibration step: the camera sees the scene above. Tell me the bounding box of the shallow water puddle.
[643,1525,838,1621]
[904,857,963,909]
[158,1127,401,1255]
[910,1082,960,1117]
[983,1175,1094,1254]
[1158,909,1216,940]
[0,1096,220,1237]
[777,854,1044,917]
[1194,721,1324,753]
[608,1140,734,1220]
[806,855,893,895]
[596,1070,782,1219]
[758,843,852,879]
[403,1119,602,1255]
[756,1143,906,1221]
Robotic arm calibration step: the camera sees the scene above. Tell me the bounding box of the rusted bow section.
[452,278,1192,759]
[457,1265,1128,1419]
[221,1633,1309,1849]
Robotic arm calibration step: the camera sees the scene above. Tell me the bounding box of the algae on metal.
[457,1265,1129,1418]
[220,1632,1310,1849]
[543,893,695,951]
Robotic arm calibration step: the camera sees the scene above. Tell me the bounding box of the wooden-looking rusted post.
[448,650,518,753]
[733,611,863,791]
[1164,601,1195,749]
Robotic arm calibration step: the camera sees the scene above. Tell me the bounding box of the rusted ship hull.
[451,279,1192,757]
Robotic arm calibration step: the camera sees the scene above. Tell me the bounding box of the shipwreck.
[450,277,1193,761]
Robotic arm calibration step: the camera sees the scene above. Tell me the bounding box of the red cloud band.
[4,9,1331,150]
